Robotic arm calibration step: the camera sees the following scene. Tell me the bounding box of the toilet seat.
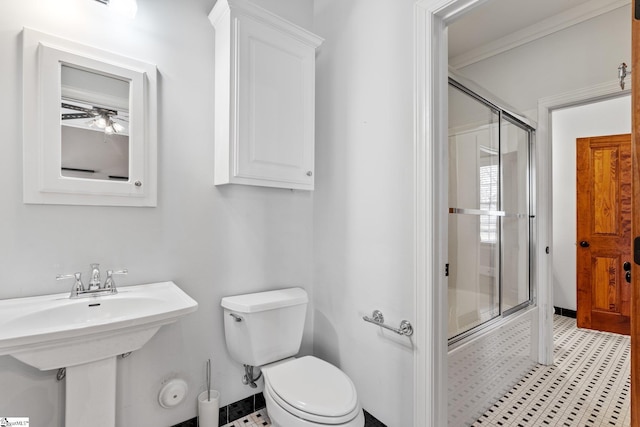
[262,356,361,424]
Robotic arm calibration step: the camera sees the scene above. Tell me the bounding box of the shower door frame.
[446,76,535,343]
[414,1,552,426]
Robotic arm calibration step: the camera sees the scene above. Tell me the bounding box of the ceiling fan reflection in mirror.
[61,99,129,136]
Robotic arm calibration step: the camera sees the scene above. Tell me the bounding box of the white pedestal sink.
[0,281,198,427]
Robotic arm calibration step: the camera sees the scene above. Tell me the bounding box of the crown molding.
[538,79,630,110]
[449,0,630,69]
[209,0,323,47]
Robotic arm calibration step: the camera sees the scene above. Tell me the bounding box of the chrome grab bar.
[363,310,413,337]
[449,207,505,216]
[448,207,531,219]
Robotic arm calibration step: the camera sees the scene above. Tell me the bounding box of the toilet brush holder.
[198,390,220,427]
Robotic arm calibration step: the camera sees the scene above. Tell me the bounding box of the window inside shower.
[447,78,534,343]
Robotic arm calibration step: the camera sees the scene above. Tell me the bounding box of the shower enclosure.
[447,77,535,342]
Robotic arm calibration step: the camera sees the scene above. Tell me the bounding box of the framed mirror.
[22,28,157,206]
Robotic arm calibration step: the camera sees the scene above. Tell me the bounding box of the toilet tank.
[221,287,308,367]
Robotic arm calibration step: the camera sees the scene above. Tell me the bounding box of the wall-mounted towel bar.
[363,310,413,337]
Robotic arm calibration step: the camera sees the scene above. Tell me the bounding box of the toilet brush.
[207,359,211,402]
[198,358,219,427]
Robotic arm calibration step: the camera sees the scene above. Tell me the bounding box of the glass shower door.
[448,80,533,342]
[501,117,531,313]
[448,83,501,339]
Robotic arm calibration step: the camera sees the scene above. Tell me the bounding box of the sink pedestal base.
[66,357,117,427]
[0,282,198,426]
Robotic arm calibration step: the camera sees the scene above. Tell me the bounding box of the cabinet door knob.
[306,171,313,177]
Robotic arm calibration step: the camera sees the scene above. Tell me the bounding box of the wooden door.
[632,3,640,424]
[576,134,632,335]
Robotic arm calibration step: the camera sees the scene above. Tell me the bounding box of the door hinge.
[445,263,449,277]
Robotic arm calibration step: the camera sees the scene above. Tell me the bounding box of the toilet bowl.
[221,288,365,427]
[261,356,365,427]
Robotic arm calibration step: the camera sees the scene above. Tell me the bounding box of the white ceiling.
[448,0,630,68]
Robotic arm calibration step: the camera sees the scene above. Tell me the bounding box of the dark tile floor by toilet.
[472,315,630,427]
[173,394,386,427]
[221,409,386,427]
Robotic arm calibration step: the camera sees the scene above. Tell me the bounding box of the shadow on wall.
[313,308,415,368]
[0,356,62,427]
[312,310,341,367]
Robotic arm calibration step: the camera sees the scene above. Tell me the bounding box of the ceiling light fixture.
[62,102,128,136]
[94,0,138,19]
[89,111,125,135]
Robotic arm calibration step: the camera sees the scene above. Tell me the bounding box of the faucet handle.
[57,272,85,298]
[103,269,127,292]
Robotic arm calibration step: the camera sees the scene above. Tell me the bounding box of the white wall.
[0,0,314,426]
[61,127,129,180]
[313,0,415,425]
[551,95,631,310]
[456,5,631,117]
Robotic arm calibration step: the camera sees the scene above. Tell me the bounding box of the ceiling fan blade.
[61,102,94,113]
[62,113,93,120]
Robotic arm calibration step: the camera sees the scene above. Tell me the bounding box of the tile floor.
[221,408,271,427]
[472,315,631,426]
[220,408,387,427]
[448,311,536,426]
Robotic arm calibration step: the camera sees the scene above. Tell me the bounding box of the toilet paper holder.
[363,310,413,337]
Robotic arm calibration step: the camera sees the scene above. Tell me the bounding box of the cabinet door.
[235,16,315,188]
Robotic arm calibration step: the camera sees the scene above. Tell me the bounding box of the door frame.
[413,1,631,425]
[538,82,631,354]
[415,2,495,425]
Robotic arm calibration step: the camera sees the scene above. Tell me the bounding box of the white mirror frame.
[23,28,157,207]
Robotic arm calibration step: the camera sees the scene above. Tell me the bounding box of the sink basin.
[0,281,198,370]
[0,280,197,427]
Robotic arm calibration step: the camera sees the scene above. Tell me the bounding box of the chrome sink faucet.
[57,264,128,298]
[88,263,101,291]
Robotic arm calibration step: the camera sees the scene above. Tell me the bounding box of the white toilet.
[221,288,365,427]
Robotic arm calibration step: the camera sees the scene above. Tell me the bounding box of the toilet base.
[264,385,365,427]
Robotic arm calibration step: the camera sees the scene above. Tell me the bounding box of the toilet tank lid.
[221,287,308,313]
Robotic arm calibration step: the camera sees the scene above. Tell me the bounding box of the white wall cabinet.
[209,0,323,190]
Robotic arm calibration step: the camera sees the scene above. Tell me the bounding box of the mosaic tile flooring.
[221,408,271,427]
[472,315,631,426]
[448,311,536,426]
